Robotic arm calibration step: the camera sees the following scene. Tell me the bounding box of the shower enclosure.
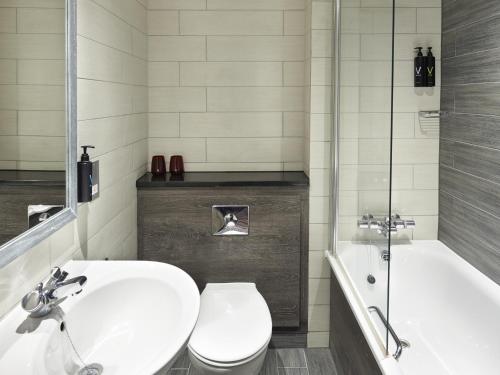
[330,0,441,361]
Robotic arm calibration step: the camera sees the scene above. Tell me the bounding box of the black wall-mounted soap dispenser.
[77,145,99,203]
[414,47,426,87]
[426,47,436,87]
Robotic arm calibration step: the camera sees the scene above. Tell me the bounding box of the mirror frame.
[0,0,77,268]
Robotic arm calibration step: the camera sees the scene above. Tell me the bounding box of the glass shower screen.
[332,0,396,355]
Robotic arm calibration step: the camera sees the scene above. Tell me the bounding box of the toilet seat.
[188,283,272,366]
[189,338,269,368]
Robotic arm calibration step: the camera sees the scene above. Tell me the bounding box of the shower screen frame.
[329,0,397,357]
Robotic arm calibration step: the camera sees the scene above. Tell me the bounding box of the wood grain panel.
[138,186,308,330]
[329,274,382,375]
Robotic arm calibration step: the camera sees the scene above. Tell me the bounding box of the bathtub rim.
[326,247,402,375]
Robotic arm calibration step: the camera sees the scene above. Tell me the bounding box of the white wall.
[0,0,148,319]
[147,0,306,172]
[338,0,441,241]
[0,1,66,170]
[304,0,333,348]
[0,0,335,350]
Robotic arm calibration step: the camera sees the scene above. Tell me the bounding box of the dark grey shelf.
[136,171,309,188]
[0,170,65,187]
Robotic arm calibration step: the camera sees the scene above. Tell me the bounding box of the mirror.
[0,0,77,267]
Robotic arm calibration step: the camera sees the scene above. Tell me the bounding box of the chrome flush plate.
[212,205,249,236]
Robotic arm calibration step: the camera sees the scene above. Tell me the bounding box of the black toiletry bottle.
[414,47,426,87]
[77,145,95,203]
[426,47,436,87]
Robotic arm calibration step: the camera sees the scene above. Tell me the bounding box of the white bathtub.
[327,240,500,375]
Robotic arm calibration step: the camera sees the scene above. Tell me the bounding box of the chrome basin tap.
[21,267,87,318]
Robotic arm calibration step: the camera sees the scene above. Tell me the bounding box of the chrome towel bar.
[368,305,404,360]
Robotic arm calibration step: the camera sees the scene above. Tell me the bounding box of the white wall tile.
[282,137,304,162]
[307,332,330,348]
[312,2,333,29]
[0,110,17,135]
[147,10,179,35]
[18,111,64,137]
[413,164,438,189]
[284,112,305,137]
[17,8,65,34]
[308,303,330,333]
[78,0,133,53]
[0,60,16,84]
[311,30,333,58]
[310,114,332,141]
[78,80,133,120]
[148,113,180,138]
[180,11,283,35]
[149,87,206,112]
[207,0,305,10]
[311,58,332,86]
[207,36,304,61]
[417,8,441,34]
[0,34,65,59]
[284,62,305,86]
[310,168,331,196]
[17,60,65,85]
[0,8,16,33]
[207,138,282,163]
[181,62,282,87]
[284,10,305,35]
[207,87,303,112]
[149,138,206,162]
[77,36,123,83]
[180,112,282,137]
[149,62,179,86]
[309,250,330,278]
[149,36,206,61]
[310,196,330,223]
[0,0,148,321]
[95,0,147,32]
[148,0,206,10]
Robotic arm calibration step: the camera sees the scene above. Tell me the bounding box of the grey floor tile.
[167,370,188,375]
[171,350,190,369]
[277,369,309,375]
[259,349,278,375]
[276,349,307,368]
[305,349,337,375]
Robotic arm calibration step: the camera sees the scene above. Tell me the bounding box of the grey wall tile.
[440,140,500,184]
[442,50,500,85]
[454,84,500,116]
[441,113,500,150]
[439,139,455,167]
[443,0,500,32]
[440,3,500,286]
[441,30,456,59]
[439,192,500,285]
[456,14,500,55]
[440,166,500,219]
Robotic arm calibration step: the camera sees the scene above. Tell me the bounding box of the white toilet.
[188,283,273,375]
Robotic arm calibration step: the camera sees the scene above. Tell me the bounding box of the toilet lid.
[188,283,272,364]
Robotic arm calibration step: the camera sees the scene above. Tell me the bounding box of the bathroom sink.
[0,261,200,375]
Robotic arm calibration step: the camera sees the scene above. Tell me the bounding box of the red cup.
[151,155,166,176]
[169,155,184,175]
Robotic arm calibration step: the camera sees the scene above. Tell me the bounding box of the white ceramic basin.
[0,261,200,375]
